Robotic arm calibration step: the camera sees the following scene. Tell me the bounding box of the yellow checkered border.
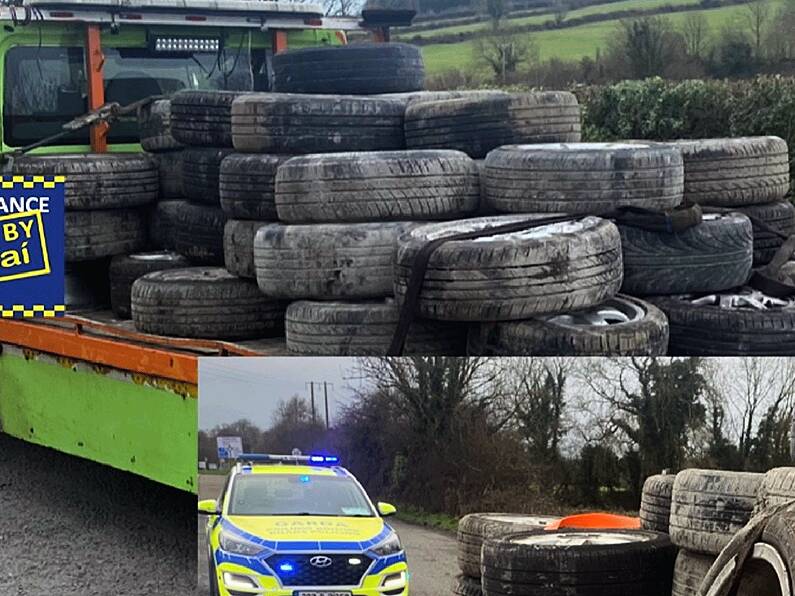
[0,304,66,318]
[0,175,66,189]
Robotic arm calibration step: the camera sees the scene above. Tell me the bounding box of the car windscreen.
[3,45,267,147]
[227,474,376,517]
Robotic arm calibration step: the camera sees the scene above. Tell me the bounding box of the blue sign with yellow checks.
[0,175,65,318]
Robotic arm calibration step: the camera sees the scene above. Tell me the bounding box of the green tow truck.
[0,0,404,494]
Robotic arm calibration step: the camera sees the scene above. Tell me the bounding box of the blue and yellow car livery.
[199,454,409,596]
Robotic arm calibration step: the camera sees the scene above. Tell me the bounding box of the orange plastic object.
[85,24,108,152]
[544,513,641,531]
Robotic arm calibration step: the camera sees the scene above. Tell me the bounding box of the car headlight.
[219,529,263,556]
[371,532,402,556]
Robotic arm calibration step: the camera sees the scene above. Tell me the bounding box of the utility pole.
[324,382,331,430]
[309,382,316,424]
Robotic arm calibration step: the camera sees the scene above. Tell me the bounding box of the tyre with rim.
[468,295,668,355]
[109,251,190,319]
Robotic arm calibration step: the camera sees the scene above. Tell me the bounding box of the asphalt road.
[197,474,458,596]
[0,434,196,596]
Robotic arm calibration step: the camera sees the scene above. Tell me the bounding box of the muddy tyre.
[180,148,235,205]
[404,93,581,159]
[65,209,147,262]
[640,474,676,534]
[14,154,158,210]
[275,150,480,223]
[219,154,291,220]
[139,99,182,152]
[395,216,623,321]
[483,142,683,215]
[223,220,264,279]
[285,299,467,355]
[453,574,483,596]
[672,550,715,596]
[172,201,227,265]
[481,529,677,596]
[231,93,405,154]
[670,469,764,555]
[255,221,416,300]
[619,213,753,295]
[756,467,795,513]
[109,251,190,318]
[733,201,795,266]
[171,90,245,147]
[468,295,668,356]
[151,152,184,199]
[672,137,790,206]
[131,267,285,339]
[272,43,424,95]
[458,513,559,579]
[650,293,795,355]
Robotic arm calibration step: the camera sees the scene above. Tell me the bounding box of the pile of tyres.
[22,42,795,355]
[454,466,795,596]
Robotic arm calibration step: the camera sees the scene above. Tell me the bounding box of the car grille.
[267,553,373,587]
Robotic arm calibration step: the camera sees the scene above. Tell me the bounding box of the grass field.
[420,0,786,76]
[400,0,702,40]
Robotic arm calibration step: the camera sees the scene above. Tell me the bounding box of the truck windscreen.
[3,45,267,147]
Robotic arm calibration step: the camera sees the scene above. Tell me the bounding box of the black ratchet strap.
[387,202,704,356]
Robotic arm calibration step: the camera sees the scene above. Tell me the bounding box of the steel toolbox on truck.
[0,0,403,490]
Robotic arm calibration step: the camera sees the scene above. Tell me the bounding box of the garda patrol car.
[199,453,409,596]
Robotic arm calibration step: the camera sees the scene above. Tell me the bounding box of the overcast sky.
[199,358,365,430]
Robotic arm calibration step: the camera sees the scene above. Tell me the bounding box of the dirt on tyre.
[732,201,795,266]
[131,267,285,339]
[66,209,147,262]
[650,291,795,355]
[285,299,467,355]
[275,150,480,223]
[468,295,668,356]
[672,550,715,596]
[231,93,405,154]
[272,43,424,95]
[481,529,677,596]
[457,513,559,579]
[180,148,235,205]
[224,220,265,278]
[669,469,764,555]
[640,474,676,534]
[220,154,291,220]
[14,154,158,209]
[109,251,190,318]
[148,201,183,251]
[453,574,483,596]
[619,213,753,296]
[255,221,417,300]
[404,93,581,159]
[756,467,795,513]
[395,215,623,321]
[150,152,184,199]
[138,99,182,152]
[483,142,683,214]
[672,136,790,206]
[172,201,227,265]
[171,90,245,147]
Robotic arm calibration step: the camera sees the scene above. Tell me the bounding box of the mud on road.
[198,473,458,596]
[0,434,196,596]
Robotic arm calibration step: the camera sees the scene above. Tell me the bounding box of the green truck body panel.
[0,346,198,492]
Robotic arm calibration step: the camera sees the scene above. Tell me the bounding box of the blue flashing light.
[309,454,340,464]
[279,562,295,573]
[309,455,324,463]
[299,475,311,483]
[325,456,340,464]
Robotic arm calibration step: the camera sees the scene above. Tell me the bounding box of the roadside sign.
[0,176,64,317]
[217,436,243,460]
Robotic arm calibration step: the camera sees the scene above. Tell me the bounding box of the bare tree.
[473,29,537,82]
[744,0,770,57]
[553,0,569,26]
[681,13,710,59]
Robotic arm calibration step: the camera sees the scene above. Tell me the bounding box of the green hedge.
[575,76,795,193]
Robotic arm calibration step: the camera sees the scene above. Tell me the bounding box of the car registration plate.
[294,592,352,596]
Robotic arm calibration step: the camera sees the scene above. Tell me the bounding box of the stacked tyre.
[14,153,158,309]
[668,469,765,596]
[648,137,795,356]
[455,513,559,596]
[127,91,287,340]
